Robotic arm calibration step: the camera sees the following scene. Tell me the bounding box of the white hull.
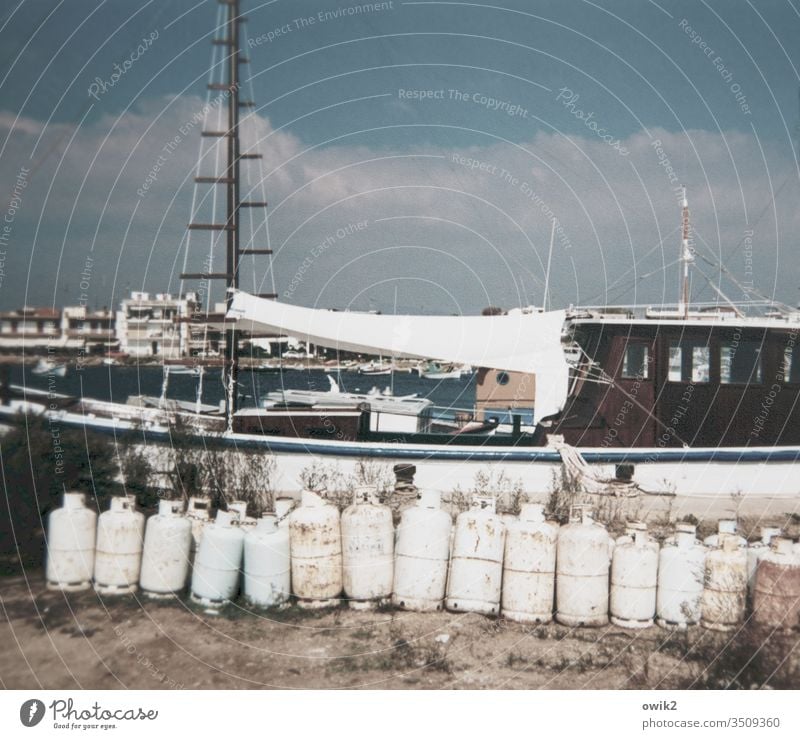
[2,399,797,519]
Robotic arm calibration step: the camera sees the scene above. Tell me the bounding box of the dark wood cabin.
[551,318,800,448]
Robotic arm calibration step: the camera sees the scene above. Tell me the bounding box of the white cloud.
[0,95,797,314]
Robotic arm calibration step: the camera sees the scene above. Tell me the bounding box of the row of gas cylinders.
[46,491,800,630]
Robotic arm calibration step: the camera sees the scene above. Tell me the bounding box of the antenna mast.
[678,186,694,319]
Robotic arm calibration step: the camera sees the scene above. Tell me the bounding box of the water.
[9,364,477,416]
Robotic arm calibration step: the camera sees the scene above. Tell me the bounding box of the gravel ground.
[2,575,798,690]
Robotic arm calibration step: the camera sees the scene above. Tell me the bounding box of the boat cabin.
[553,314,800,448]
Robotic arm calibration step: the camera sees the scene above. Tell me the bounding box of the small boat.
[31,359,67,377]
[417,361,463,380]
[358,359,393,376]
[164,364,202,376]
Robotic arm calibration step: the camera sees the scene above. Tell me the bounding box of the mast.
[181,0,275,430]
[678,186,694,319]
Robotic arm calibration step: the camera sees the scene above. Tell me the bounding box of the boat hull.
[2,401,797,518]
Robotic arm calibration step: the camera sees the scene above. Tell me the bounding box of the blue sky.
[0,0,798,314]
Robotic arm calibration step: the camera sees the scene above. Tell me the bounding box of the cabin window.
[667,342,710,382]
[720,341,762,384]
[782,344,800,383]
[621,344,649,379]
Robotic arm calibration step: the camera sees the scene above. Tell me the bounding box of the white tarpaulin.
[227,291,570,423]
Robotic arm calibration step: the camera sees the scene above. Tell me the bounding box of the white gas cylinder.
[610,527,659,628]
[392,490,452,611]
[289,490,343,608]
[445,497,506,615]
[700,535,748,631]
[46,492,97,592]
[93,496,145,595]
[139,499,193,598]
[341,487,394,608]
[243,514,290,608]
[656,523,706,629]
[703,519,746,548]
[555,507,614,627]
[501,503,558,623]
[746,527,783,593]
[191,509,245,611]
[228,500,257,528]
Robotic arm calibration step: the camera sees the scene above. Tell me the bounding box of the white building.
[116,292,200,358]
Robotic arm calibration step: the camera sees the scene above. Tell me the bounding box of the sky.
[0,0,798,315]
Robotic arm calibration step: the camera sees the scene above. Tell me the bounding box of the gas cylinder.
[186,496,211,559]
[753,537,800,630]
[392,489,452,611]
[616,520,647,545]
[445,496,506,616]
[341,487,394,609]
[289,490,343,608]
[191,509,245,611]
[243,514,291,608]
[703,519,746,548]
[228,500,257,528]
[700,535,748,631]
[501,503,558,624]
[610,526,659,628]
[656,523,706,629]
[746,527,783,593]
[139,499,193,598]
[555,507,614,627]
[93,496,145,595]
[46,491,97,592]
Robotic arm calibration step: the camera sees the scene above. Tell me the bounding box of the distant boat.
[164,364,202,376]
[358,359,393,376]
[417,361,463,380]
[31,359,67,377]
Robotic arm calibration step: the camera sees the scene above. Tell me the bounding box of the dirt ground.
[1,574,798,690]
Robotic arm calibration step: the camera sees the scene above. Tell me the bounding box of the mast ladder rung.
[194,176,235,184]
[180,273,233,280]
[240,201,267,207]
[239,249,273,255]
[187,223,234,230]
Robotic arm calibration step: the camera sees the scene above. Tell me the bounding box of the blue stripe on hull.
[25,411,800,465]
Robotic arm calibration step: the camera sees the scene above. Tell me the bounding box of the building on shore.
[115,291,201,358]
[0,307,62,350]
[61,306,118,354]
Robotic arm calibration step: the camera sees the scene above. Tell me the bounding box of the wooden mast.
[181,0,275,429]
